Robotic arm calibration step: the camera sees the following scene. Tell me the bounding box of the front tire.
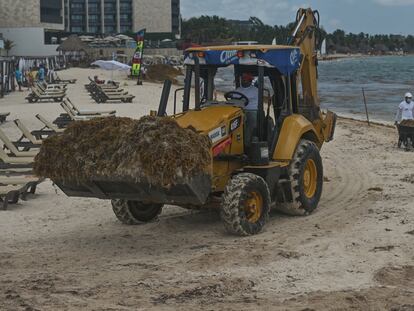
[281,139,323,216]
[221,173,271,236]
[111,200,163,225]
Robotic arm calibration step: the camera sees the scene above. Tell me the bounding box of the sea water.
[214,56,414,122]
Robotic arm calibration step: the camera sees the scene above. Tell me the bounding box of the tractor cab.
[168,45,305,165]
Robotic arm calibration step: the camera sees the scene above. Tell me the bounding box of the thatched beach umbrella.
[57,35,89,53]
[57,35,89,63]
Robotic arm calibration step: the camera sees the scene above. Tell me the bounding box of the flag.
[131,29,146,76]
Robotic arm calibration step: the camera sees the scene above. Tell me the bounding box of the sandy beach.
[0,68,413,310]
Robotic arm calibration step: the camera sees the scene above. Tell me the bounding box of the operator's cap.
[405,92,413,98]
[241,73,254,82]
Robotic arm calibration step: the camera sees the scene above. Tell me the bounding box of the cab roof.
[186,44,296,53]
[184,45,302,76]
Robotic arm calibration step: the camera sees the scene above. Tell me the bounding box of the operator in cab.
[235,73,258,110]
[235,73,259,147]
[395,92,414,124]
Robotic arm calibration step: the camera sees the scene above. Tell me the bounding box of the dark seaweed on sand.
[34,116,212,186]
[400,119,414,127]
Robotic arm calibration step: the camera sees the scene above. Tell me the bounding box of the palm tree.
[4,39,15,56]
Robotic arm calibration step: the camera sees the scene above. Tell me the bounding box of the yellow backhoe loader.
[55,8,336,236]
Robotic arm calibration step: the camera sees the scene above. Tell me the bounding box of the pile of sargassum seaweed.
[400,119,414,127]
[34,116,211,186]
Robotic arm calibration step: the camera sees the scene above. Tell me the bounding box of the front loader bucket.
[54,174,212,206]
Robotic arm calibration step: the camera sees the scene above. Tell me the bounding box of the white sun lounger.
[14,119,43,145]
[0,148,33,164]
[60,103,104,121]
[35,114,65,133]
[64,98,116,116]
[0,129,39,157]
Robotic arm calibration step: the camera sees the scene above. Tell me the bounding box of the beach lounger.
[60,103,106,121]
[0,129,39,157]
[0,113,10,124]
[31,122,61,139]
[0,167,34,175]
[0,175,43,210]
[88,81,123,91]
[87,85,125,100]
[0,148,33,168]
[85,80,121,93]
[53,101,115,129]
[0,184,25,210]
[87,77,119,87]
[54,74,76,84]
[52,113,73,129]
[35,114,65,133]
[1,121,41,151]
[14,119,43,145]
[26,87,66,103]
[38,81,67,91]
[98,91,135,103]
[63,98,116,116]
[33,84,66,95]
[88,86,134,103]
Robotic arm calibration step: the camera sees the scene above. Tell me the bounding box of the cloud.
[373,0,414,5]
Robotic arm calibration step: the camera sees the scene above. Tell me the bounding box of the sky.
[180,0,414,35]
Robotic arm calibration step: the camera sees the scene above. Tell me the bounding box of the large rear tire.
[221,173,271,236]
[111,200,163,225]
[280,139,323,216]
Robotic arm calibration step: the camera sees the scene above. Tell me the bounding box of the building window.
[88,3,100,12]
[104,26,116,33]
[89,14,99,22]
[104,1,116,12]
[71,3,84,10]
[104,14,116,24]
[40,0,63,24]
[89,26,100,33]
[71,15,84,21]
[120,25,131,33]
[71,26,84,32]
[171,0,180,35]
[120,14,131,23]
[120,0,132,11]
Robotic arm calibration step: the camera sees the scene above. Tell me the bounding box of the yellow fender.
[273,114,323,161]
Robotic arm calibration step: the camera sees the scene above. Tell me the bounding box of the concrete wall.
[0,28,60,56]
[0,0,64,30]
[133,0,172,33]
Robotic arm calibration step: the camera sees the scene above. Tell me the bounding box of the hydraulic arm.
[289,8,321,109]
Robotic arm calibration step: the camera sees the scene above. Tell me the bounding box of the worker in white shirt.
[395,92,414,124]
[235,73,258,111]
[235,73,259,147]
